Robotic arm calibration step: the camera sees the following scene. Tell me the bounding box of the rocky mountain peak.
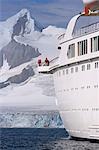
[11,9,34,38]
[0,9,41,69]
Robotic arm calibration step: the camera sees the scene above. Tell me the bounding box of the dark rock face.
[0,51,3,68]
[12,14,28,38]
[0,66,35,89]
[0,82,10,89]
[0,10,41,87]
[0,10,41,69]
[7,66,34,84]
[1,40,40,68]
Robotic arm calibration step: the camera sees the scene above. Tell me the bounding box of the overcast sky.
[0,0,84,27]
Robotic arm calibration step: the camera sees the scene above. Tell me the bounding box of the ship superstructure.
[38,7,99,139]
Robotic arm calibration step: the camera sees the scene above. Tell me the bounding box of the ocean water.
[0,128,99,150]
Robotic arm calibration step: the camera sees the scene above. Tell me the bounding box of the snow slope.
[0,56,56,108]
[0,9,65,109]
[0,72,56,108]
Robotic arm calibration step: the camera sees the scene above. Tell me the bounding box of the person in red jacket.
[38,59,42,66]
[45,57,49,66]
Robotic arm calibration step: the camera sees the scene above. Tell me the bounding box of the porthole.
[63,70,65,75]
[75,67,78,72]
[66,69,68,74]
[59,71,61,76]
[71,68,74,73]
[82,65,85,71]
[95,62,98,68]
[94,85,98,88]
[87,86,90,89]
[87,64,91,70]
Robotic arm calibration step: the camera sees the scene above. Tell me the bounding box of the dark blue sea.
[0,128,99,150]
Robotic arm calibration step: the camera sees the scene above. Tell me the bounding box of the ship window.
[67,44,75,58]
[75,67,78,72]
[58,46,61,50]
[71,68,74,73]
[87,64,91,70]
[59,71,61,76]
[94,85,98,88]
[82,65,85,71]
[66,69,68,74]
[57,72,58,77]
[95,62,98,68]
[87,86,90,89]
[63,70,65,75]
[91,36,99,52]
[78,40,87,56]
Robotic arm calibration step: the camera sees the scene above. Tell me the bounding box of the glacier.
[0,111,63,128]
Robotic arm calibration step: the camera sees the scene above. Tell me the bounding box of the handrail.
[38,57,59,67]
[58,33,65,40]
[50,57,59,63]
[73,22,99,38]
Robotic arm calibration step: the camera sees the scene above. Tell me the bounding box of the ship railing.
[38,57,59,73]
[38,57,59,67]
[73,22,99,38]
[58,33,65,40]
[49,57,59,70]
[50,57,59,65]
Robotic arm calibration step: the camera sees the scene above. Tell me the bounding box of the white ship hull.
[53,59,99,139]
[38,12,99,140]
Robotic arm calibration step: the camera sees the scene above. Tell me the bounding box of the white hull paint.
[38,13,99,139]
[53,59,99,139]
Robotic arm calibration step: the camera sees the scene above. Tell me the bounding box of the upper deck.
[38,57,59,73]
[58,22,99,41]
[38,13,99,73]
[73,22,99,38]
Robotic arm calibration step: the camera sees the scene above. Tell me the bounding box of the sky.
[0,0,84,27]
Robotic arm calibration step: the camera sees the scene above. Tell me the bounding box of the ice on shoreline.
[0,110,63,128]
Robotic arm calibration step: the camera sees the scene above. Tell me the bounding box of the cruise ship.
[38,1,99,140]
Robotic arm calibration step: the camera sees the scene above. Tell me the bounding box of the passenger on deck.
[38,59,42,66]
[45,57,49,66]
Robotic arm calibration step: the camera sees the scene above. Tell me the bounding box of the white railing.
[73,22,99,38]
[50,57,59,65]
[49,57,59,70]
[38,57,59,67]
[58,33,65,40]
[38,57,59,73]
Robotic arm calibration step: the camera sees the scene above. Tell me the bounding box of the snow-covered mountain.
[0,9,41,68]
[0,9,65,108]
